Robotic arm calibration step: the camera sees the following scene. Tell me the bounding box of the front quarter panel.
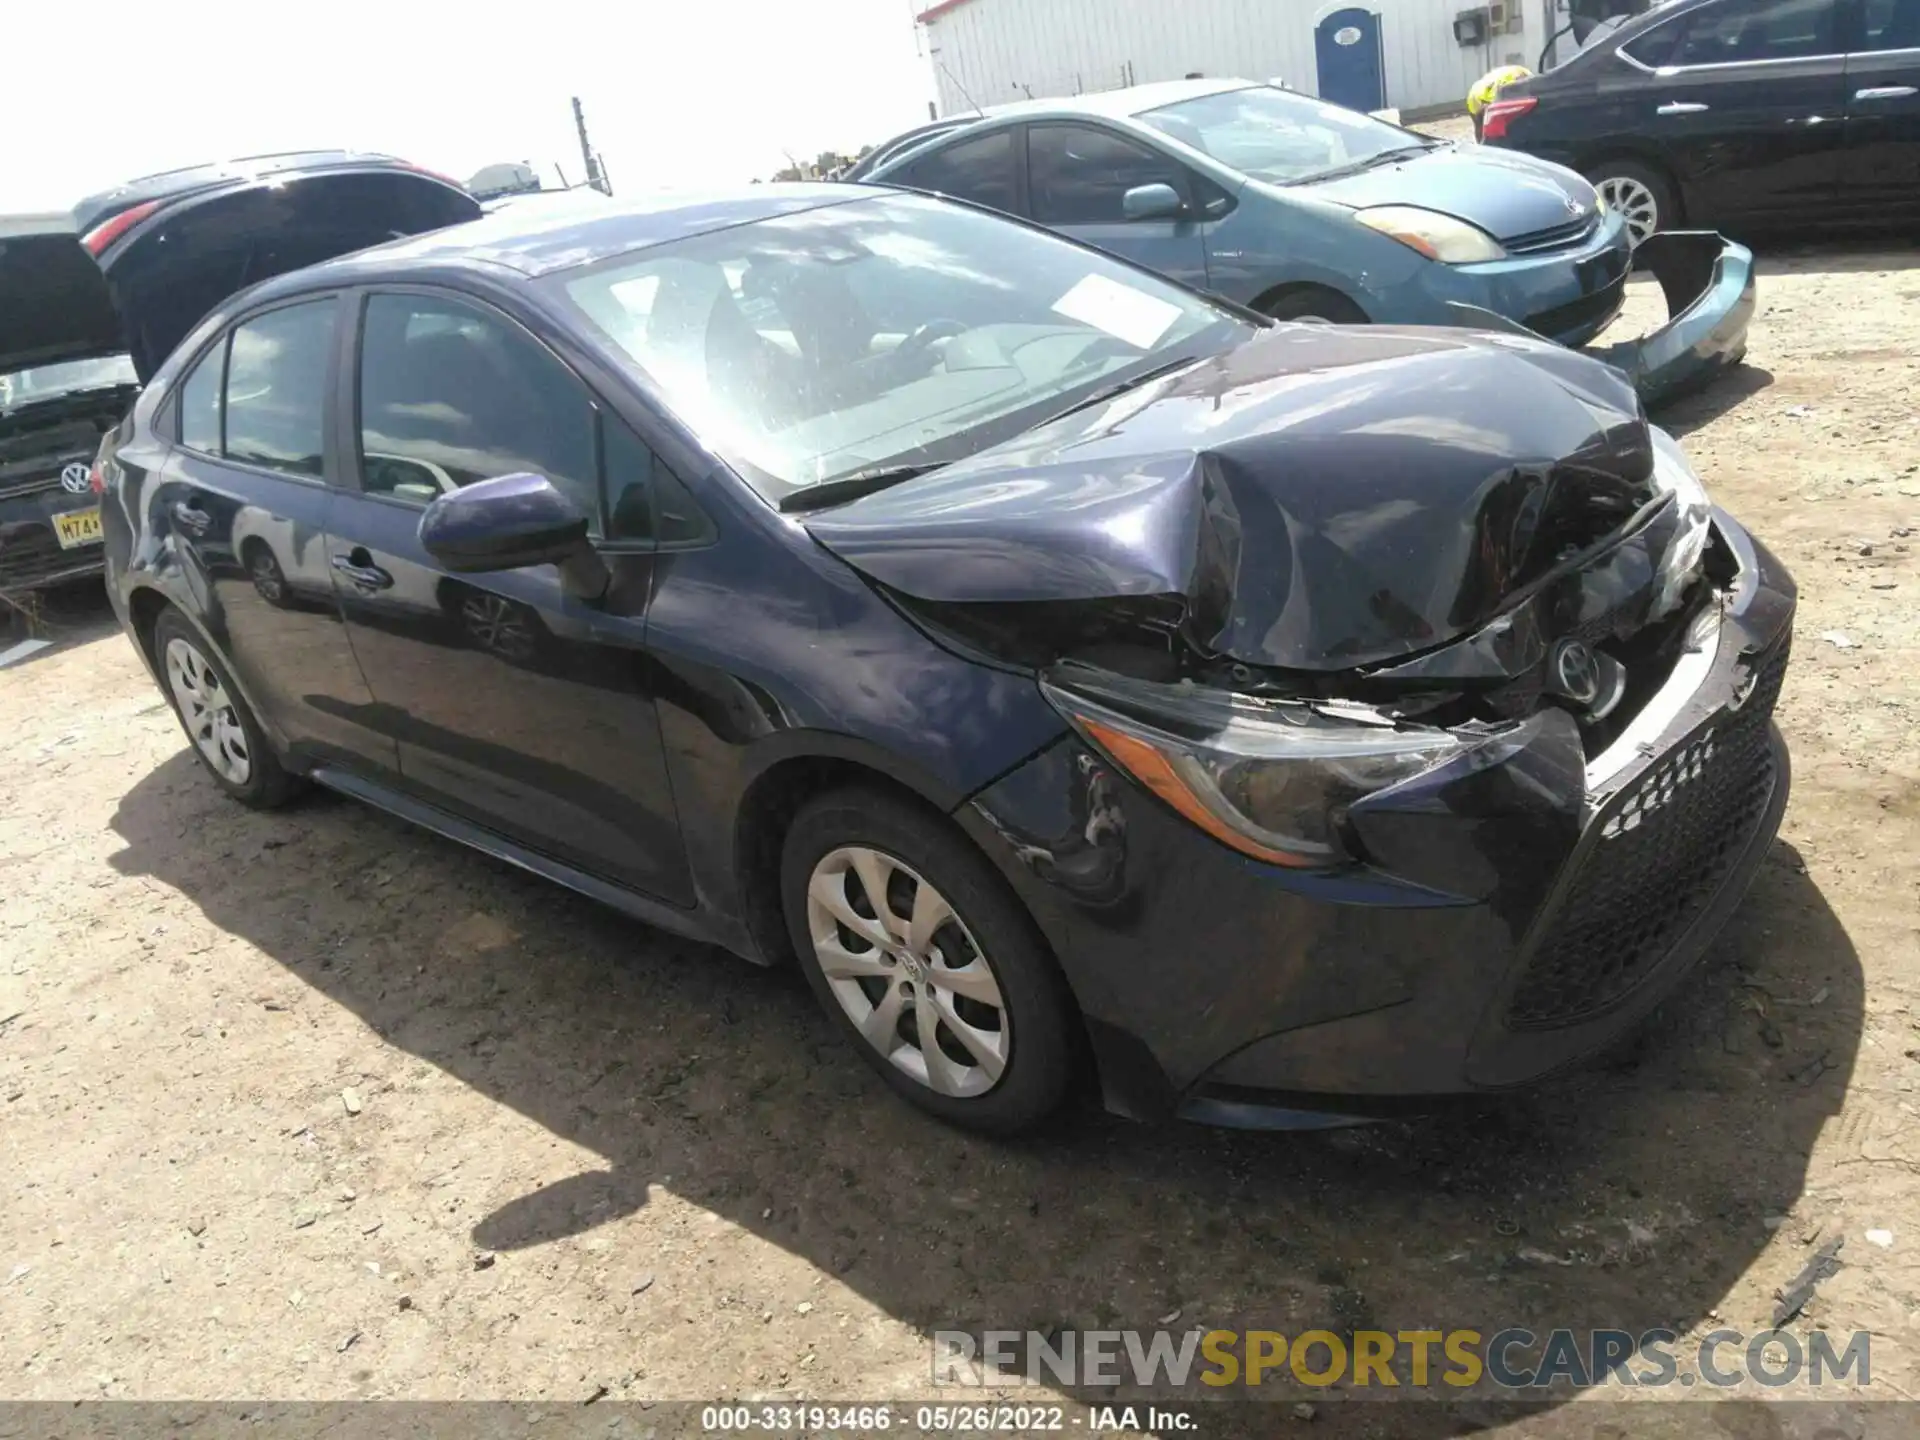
[1201,188,1432,315]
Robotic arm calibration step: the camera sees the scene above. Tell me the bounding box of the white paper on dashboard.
[1050,274,1183,351]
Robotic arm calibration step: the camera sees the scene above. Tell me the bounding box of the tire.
[1258,285,1370,324]
[152,607,301,809]
[1587,158,1675,248]
[780,786,1076,1134]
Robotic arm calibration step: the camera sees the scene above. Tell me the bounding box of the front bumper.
[959,511,1794,1126]
[1449,232,1757,410]
[0,486,106,592]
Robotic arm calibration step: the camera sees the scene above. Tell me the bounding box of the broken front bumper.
[1451,231,1756,410]
[958,510,1794,1127]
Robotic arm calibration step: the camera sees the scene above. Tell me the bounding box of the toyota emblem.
[59,462,93,495]
[1550,639,1601,705]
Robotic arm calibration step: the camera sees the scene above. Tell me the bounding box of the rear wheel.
[781,787,1076,1134]
[1258,285,1369,324]
[1588,159,1674,247]
[153,607,300,809]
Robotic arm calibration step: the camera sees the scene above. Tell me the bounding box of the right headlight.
[1649,425,1714,620]
[1041,664,1470,868]
[1354,205,1508,264]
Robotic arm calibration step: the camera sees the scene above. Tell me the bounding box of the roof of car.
[971,78,1257,123]
[291,183,870,282]
[72,151,436,231]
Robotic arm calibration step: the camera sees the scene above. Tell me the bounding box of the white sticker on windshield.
[1050,274,1183,351]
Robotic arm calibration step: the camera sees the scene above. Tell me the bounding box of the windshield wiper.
[778,462,946,513]
[1035,356,1202,431]
[1294,144,1433,184]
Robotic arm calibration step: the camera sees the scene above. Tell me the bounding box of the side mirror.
[419,472,608,599]
[1122,182,1186,221]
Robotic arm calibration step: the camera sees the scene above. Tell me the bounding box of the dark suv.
[0,216,139,593]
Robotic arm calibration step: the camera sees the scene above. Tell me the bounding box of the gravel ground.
[2,237,1919,1437]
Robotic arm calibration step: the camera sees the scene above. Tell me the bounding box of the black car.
[1482,0,1920,243]
[0,216,139,594]
[1,156,480,600]
[52,172,1793,1135]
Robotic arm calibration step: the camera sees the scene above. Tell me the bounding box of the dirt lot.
[3,242,1920,1437]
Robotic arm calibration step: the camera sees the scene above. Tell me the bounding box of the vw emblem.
[1550,639,1601,705]
[59,462,93,495]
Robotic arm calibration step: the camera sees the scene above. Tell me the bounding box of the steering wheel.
[891,318,969,374]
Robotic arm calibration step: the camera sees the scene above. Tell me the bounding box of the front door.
[151,294,398,775]
[323,287,693,904]
[1023,123,1211,291]
[1840,0,1920,216]
[1635,0,1848,223]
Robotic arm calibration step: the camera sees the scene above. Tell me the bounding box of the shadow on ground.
[0,578,117,666]
[108,750,1861,1433]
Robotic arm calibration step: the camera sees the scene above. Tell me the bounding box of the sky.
[3,0,939,214]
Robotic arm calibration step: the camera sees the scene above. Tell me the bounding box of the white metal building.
[917,0,1554,120]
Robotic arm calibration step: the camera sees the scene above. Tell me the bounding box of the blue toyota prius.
[23,154,1791,1135]
[865,79,1754,402]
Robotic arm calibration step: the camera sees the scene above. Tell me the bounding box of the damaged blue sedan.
[864,79,1754,406]
[72,168,1791,1134]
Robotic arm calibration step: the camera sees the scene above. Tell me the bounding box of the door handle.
[170,501,212,534]
[1656,101,1708,115]
[331,554,394,590]
[1855,86,1918,101]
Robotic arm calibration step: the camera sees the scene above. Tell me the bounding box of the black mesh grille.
[1505,636,1790,1030]
[1528,275,1627,340]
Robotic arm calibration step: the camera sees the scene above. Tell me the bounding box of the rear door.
[148,294,399,774]
[1020,123,1212,290]
[1625,0,1847,223]
[1840,0,1920,215]
[321,286,693,904]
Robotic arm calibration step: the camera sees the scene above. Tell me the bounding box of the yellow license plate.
[53,508,102,548]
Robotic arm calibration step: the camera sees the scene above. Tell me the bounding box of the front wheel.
[781,787,1076,1134]
[1258,285,1369,325]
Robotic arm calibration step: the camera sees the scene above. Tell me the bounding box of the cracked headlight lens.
[1650,425,1713,619]
[1041,664,1468,867]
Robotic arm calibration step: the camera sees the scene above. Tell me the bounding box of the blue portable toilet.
[1314,6,1387,112]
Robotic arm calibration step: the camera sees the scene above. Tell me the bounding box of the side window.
[899,130,1016,213]
[1027,125,1187,225]
[223,301,334,478]
[358,293,600,529]
[1858,0,1920,51]
[1668,0,1837,66]
[176,343,224,454]
[601,413,712,544]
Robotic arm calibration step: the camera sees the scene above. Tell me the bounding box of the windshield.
[1137,85,1431,184]
[552,192,1245,500]
[0,354,138,414]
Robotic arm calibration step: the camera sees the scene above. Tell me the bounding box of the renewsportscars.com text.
[933,1326,1872,1391]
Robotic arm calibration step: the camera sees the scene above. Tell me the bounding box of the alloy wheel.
[250,551,287,604]
[461,592,535,661]
[805,845,1009,1098]
[1598,175,1659,247]
[164,636,252,785]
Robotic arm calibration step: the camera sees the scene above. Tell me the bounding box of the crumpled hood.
[805,323,1659,673]
[1301,145,1597,242]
